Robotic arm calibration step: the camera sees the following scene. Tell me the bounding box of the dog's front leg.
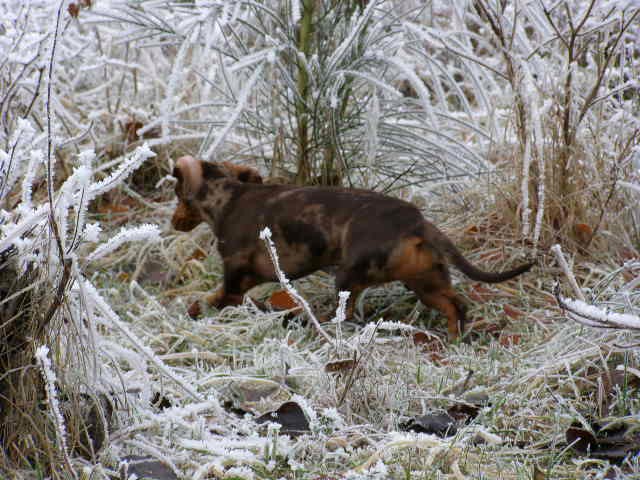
[206,261,264,309]
[335,270,367,321]
[205,286,242,308]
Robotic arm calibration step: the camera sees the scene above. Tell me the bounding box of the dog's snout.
[172,201,202,232]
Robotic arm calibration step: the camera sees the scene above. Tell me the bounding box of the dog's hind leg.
[405,281,467,340]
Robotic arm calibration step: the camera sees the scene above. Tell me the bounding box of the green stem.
[295,0,314,184]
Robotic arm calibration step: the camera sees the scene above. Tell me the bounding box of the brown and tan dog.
[171,155,533,339]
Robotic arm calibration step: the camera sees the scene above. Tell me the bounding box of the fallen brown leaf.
[503,304,524,320]
[269,290,301,312]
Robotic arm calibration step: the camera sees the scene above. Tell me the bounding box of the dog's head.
[171,156,263,231]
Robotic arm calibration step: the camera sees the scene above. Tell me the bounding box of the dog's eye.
[238,171,250,182]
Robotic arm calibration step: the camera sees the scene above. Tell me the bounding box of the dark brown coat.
[171,156,533,339]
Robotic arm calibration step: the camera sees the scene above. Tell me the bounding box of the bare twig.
[259,227,336,348]
[45,1,67,264]
[551,244,585,301]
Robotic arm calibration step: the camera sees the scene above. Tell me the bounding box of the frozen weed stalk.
[260,226,337,348]
[35,345,76,480]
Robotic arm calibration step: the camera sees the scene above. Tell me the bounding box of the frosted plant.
[260,226,336,348]
[86,223,161,263]
[332,290,350,357]
[86,0,494,190]
[35,345,76,479]
[556,293,640,330]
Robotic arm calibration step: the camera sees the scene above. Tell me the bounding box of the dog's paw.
[187,300,202,319]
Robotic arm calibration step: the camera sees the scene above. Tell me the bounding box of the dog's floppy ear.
[221,161,263,184]
[173,155,203,199]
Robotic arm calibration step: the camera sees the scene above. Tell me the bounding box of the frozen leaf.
[324,358,356,373]
[124,119,144,143]
[151,392,173,410]
[468,319,500,335]
[187,247,207,262]
[533,465,546,480]
[566,422,597,453]
[120,456,178,480]
[499,333,521,346]
[258,405,303,431]
[566,419,640,460]
[574,223,593,244]
[68,3,79,18]
[229,380,289,414]
[412,331,429,345]
[231,381,283,404]
[468,284,496,302]
[447,402,480,422]
[412,330,441,347]
[256,401,310,436]
[401,412,457,438]
[465,224,480,235]
[325,437,349,451]
[123,118,160,143]
[96,202,129,215]
[503,304,524,320]
[269,290,301,313]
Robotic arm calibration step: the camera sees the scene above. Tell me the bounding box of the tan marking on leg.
[408,287,463,340]
[205,287,225,307]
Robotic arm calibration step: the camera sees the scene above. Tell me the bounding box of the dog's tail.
[436,231,534,283]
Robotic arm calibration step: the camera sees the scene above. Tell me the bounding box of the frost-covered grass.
[1,1,639,479]
[72,180,640,480]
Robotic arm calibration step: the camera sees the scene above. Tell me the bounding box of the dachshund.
[171,155,533,339]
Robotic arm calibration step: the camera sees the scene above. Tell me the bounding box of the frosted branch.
[259,227,336,348]
[551,244,585,301]
[554,285,640,330]
[86,224,161,263]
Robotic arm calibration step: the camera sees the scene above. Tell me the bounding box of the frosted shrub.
[0,3,167,474]
[433,1,640,247]
[87,0,494,189]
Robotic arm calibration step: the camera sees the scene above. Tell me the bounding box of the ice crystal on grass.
[35,345,75,477]
[87,224,160,262]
